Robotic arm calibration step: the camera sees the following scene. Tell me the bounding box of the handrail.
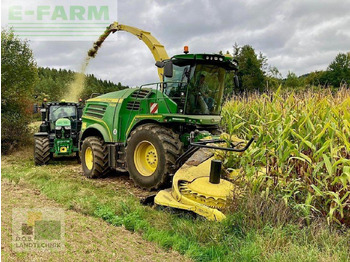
[138,81,188,90]
[189,137,255,152]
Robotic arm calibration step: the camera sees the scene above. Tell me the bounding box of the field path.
[1,179,190,262]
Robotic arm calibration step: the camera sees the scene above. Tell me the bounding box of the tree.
[284,71,301,89]
[326,52,350,87]
[1,28,38,153]
[266,66,282,90]
[304,71,328,87]
[232,44,266,92]
[34,67,129,102]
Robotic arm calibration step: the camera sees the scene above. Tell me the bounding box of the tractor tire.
[34,137,51,165]
[81,136,110,178]
[125,124,183,190]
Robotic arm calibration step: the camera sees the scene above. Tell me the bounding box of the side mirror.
[40,108,47,121]
[164,61,173,78]
[77,107,83,119]
[155,61,165,68]
[234,75,239,89]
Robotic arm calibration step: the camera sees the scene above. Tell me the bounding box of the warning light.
[79,98,82,102]
[43,98,47,102]
[184,46,189,54]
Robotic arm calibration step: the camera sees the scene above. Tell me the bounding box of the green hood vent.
[126,101,141,111]
[86,104,107,119]
[131,89,151,99]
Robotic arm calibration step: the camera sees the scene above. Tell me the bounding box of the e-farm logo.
[9,6,109,21]
[12,208,65,251]
[2,0,118,41]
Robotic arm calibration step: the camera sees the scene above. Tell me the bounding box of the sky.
[2,0,350,86]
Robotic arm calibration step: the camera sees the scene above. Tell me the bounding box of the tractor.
[34,100,83,165]
[79,22,253,221]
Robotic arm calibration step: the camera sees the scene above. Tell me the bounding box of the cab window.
[185,64,225,115]
[49,106,77,122]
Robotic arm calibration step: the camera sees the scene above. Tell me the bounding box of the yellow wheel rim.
[85,147,93,170]
[134,141,158,177]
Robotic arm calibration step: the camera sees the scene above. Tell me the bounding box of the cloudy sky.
[3,0,350,86]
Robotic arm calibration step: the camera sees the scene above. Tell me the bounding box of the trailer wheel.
[126,124,182,190]
[81,136,109,178]
[34,137,51,165]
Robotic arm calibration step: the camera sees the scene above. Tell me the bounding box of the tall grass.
[222,88,350,225]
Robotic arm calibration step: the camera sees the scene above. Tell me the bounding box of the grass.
[1,179,183,261]
[2,149,350,261]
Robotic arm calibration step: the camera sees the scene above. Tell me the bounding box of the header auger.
[80,22,253,221]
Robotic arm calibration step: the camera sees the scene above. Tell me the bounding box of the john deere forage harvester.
[79,22,253,221]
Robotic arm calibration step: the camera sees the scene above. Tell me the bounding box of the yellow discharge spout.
[89,22,169,82]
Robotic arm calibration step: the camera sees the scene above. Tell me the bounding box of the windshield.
[49,105,77,122]
[185,64,225,115]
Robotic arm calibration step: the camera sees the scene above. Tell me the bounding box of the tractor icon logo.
[12,208,65,251]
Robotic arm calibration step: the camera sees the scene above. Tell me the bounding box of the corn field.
[222,87,350,225]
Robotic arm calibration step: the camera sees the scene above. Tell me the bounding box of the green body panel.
[162,114,221,125]
[83,123,113,142]
[53,118,77,155]
[82,87,173,142]
[81,86,222,144]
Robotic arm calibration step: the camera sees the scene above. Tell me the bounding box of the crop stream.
[64,26,114,102]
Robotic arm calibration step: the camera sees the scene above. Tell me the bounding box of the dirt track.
[1,178,190,261]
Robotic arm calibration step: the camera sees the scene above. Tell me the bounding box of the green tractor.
[34,101,83,165]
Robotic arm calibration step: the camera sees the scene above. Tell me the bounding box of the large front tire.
[125,124,182,190]
[81,136,109,178]
[34,137,51,165]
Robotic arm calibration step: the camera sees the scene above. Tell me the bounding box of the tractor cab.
[48,104,79,131]
[39,101,83,138]
[161,53,239,115]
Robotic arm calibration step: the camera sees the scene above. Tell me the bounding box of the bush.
[1,28,38,154]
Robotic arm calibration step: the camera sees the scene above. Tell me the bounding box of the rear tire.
[81,136,109,178]
[34,137,51,165]
[125,124,183,190]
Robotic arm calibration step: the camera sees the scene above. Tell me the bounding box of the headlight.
[63,126,71,138]
[55,127,62,138]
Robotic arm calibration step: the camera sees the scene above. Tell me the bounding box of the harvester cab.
[34,100,84,165]
[80,22,254,221]
[156,51,239,116]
